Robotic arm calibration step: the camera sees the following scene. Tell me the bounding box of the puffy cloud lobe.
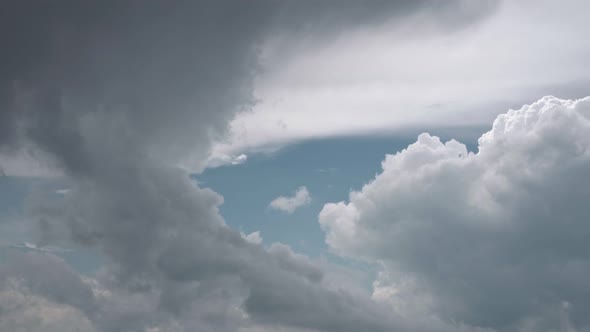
[241,231,263,245]
[0,252,96,315]
[0,285,96,332]
[269,186,312,214]
[320,96,590,330]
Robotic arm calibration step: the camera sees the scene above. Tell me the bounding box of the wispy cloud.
[313,168,338,173]
[55,188,71,195]
[9,242,72,253]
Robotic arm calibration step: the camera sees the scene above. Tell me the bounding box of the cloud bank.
[320,96,590,331]
[2,1,589,332]
[0,1,500,332]
[269,186,312,214]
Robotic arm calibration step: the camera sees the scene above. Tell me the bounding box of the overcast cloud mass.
[0,1,589,332]
[211,0,590,162]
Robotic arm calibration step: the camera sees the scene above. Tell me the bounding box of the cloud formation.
[0,1,498,331]
[269,186,312,214]
[4,1,588,332]
[320,96,590,331]
[241,231,263,245]
[212,0,590,162]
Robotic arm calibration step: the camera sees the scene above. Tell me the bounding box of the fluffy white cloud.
[269,186,311,214]
[320,96,590,330]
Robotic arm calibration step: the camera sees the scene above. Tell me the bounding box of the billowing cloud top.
[320,96,590,331]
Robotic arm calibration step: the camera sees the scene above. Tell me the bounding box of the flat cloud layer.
[320,96,590,331]
[211,0,590,163]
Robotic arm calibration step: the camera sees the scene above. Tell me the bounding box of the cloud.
[9,241,72,253]
[212,0,590,160]
[4,1,586,331]
[0,283,96,332]
[0,148,61,177]
[206,153,248,168]
[313,168,337,173]
[2,252,94,303]
[0,1,497,176]
[55,188,71,195]
[241,231,263,245]
[0,2,497,332]
[269,186,311,214]
[320,96,590,330]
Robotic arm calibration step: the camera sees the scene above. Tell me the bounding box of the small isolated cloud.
[231,154,248,165]
[55,189,71,195]
[205,153,248,168]
[269,186,311,214]
[240,231,263,245]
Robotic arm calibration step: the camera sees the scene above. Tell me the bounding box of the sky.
[0,1,589,332]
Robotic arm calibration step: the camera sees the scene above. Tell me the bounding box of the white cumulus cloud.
[320,96,590,330]
[269,186,311,214]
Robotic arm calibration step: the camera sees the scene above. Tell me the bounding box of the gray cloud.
[269,0,500,47]
[0,251,96,314]
[0,286,96,332]
[0,1,503,331]
[320,96,590,331]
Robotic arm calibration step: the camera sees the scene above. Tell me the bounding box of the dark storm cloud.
[0,0,501,173]
[275,0,499,35]
[1,0,273,173]
[0,1,501,331]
